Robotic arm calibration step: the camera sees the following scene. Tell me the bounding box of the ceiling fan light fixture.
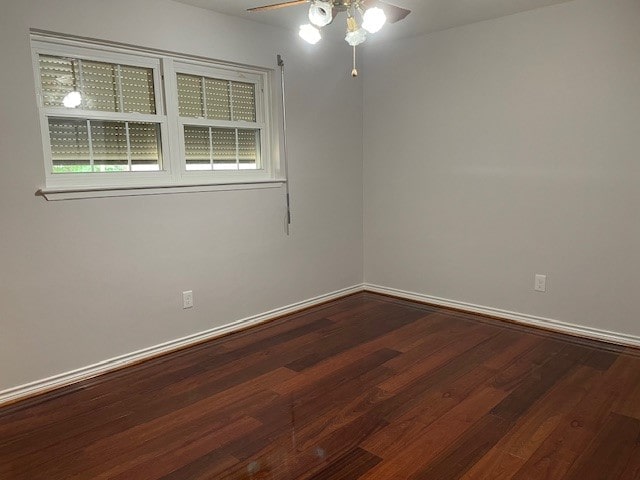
[345,28,367,46]
[248,0,411,76]
[299,23,322,44]
[362,6,387,33]
[308,1,333,27]
[345,16,367,46]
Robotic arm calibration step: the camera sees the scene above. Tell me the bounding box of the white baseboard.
[4,282,637,407]
[365,283,640,349]
[0,284,364,407]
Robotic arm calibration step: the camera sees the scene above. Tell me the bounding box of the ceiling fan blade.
[247,0,308,12]
[362,0,411,23]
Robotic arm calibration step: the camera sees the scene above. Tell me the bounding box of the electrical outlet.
[182,290,194,309]
[534,275,547,293]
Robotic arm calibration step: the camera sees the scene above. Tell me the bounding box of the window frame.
[171,59,273,183]
[31,33,282,196]
[32,40,171,189]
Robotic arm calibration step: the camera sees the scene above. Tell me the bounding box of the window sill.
[37,180,286,201]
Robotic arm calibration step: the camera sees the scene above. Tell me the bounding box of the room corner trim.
[0,284,365,408]
[364,283,640,349]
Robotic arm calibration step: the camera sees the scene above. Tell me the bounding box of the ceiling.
[174,0,576,42]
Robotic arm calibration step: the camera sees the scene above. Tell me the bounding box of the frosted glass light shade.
[362,7,387,33]
[345,28,366,46]
[309,1,333,27]
[299,24,322,44]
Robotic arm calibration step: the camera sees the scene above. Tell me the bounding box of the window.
[175,66,265,173]
[32,34,280,195]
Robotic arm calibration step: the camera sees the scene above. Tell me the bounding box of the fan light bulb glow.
[308,1,333,27]
[345,28,366,46]
[62,91,82,108]
[362,7,387,33]
[299,24,321,44]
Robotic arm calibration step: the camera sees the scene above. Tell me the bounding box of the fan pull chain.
[351,45,358,77]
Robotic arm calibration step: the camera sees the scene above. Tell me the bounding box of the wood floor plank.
[307,447,382,480]
[1,292,638,479]
[285,304,425,371]
[106,417,257,480]
[230,351,399,465]
[9,367,292,478]
[499,366,600,460]
[372,330,523,423]
[270,311,462,396]
[610,355,640,420]
[359,386,511,479]
[563,413,640,480]
[510,354,640,480]
[490,343,591,423]
[0,326,319,463]
[227,410,389,480]
[460,449,525,480]
[488,338,566,392]
[359,365,498,458]
[378,324,497,394]
[410,413,514,480]
[0,317,329,449]
[460,365,600,480]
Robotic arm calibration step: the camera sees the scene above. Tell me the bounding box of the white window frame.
[171,59,274,184]
[31,33,283,199]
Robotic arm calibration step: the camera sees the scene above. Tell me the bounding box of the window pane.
[129,123,162,171]
[39,55,155,113]
[183,127,260,171]
[91,121,128,171]
[121,66,156,114]
[48,119,161,173]
[238,129,260,170]
[48,118,91,173]
[204,78,231,120]
[90,121,162,172]
[184,125,211,171]
[212,128,237,170]
[82,60,119,112]
[39,56,80,108]
[231,82,256,122]
[177,74,204,118]
[177,74,257,123]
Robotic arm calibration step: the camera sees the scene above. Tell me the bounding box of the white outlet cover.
[183,290,194,309]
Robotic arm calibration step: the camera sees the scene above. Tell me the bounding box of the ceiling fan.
[248,0,411,76]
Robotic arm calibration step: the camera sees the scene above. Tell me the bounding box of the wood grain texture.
[1,292,639,479]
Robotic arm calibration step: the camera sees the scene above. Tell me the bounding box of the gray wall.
[364,0,640,338]
[3,0,638,394]
[0,0,363,391]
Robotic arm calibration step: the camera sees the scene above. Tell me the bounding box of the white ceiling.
[174,0,576,42]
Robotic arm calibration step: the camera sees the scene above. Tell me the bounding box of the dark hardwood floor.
[1,292,639,479]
